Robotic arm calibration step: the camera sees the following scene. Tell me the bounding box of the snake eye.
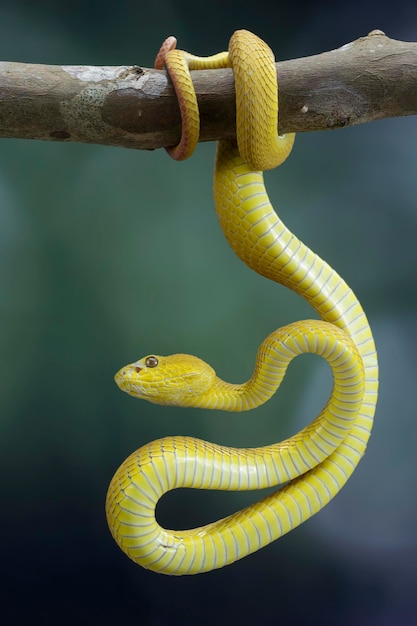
[145,356,158,368]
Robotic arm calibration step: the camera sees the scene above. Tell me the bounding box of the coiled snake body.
[106,30,378,575]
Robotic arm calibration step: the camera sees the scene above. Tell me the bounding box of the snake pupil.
[145,356,158,368]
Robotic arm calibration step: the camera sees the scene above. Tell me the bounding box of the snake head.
[114,353,216,407]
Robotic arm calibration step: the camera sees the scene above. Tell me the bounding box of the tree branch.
[0,30,416,151]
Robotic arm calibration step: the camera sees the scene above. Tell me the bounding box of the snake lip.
[114,369,129,388]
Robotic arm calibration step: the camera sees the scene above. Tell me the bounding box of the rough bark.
[0,30,416,151]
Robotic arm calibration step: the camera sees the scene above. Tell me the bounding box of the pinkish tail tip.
[154,36,177,69]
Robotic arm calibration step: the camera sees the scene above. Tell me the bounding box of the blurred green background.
[1,1,417,624]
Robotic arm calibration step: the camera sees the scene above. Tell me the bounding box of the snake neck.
[185,351,287,412]
[191,377,252,411]
[186,318,364,414]
[186,348,288,412]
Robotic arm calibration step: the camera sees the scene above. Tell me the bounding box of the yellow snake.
[106,30,378,575]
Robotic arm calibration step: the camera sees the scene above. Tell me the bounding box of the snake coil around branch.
[0,30,416,150]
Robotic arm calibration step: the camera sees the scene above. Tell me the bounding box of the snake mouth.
[113,367,159,398]
[114,368,133,391]
[114,372,145,398]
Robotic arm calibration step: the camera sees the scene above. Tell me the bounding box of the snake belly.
[106,31,378,575]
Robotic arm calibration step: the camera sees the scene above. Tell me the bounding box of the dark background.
[1,1,417,624]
